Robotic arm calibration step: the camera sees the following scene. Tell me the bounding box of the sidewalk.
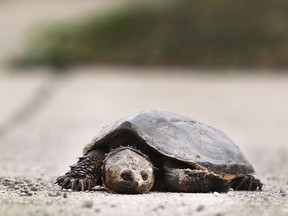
[0,1,288,216]
[1,67,288,216]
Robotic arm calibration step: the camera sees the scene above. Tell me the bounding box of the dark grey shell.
[84,110,255,177]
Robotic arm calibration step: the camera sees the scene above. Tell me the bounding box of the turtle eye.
[121,170,133,181]
[140,170,148,181]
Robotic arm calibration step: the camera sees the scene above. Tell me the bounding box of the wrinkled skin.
[102,148,154,194]
[56,147,262,193]
[56,147,155,193]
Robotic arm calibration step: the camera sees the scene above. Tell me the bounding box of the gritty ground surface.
[1,1,288,216]
[1,69,288,216]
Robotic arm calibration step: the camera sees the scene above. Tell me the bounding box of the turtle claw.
[62,178,71,189]
[71,179,76,191]
[56,149,105,191]
[56,174,96,191]
[56,175,66,184]
[80,179,85,191]
[65,178,80,191]
[56,175,70,189]
[255,178,263,190]
[87,179,92,191]
[230,175,263,191]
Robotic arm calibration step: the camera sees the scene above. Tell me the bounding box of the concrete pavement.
[1,67,288,216]
[0,0,288,215]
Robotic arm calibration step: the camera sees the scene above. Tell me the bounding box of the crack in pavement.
[0,71,71,139]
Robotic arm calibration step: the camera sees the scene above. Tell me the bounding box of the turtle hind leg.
[164,160,230,193]
[56,148,105,191]
[230,175,263,191]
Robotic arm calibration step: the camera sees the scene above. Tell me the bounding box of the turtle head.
[102,147,154,194]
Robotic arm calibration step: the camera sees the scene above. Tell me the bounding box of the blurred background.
[0,0,287,184]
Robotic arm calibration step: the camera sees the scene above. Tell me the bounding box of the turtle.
[56,110,262,194]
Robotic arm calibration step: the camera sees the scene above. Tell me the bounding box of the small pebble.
[20,189,29,193]
[280,189,286,197]
[30,186,38,191]
[56,191,62,196]
[8,183,15,187]
[47,192,60,197]
[63,193,68,198]
[196,205,205,212]
[19,192,33,196]
[82,200,93,208]
[24,179,32,184]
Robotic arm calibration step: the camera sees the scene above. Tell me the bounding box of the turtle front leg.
[56,149,105,191]
[229,175,263,191]
[164,160,230,193]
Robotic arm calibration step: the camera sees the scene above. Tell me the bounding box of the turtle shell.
[84,110,255,178]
